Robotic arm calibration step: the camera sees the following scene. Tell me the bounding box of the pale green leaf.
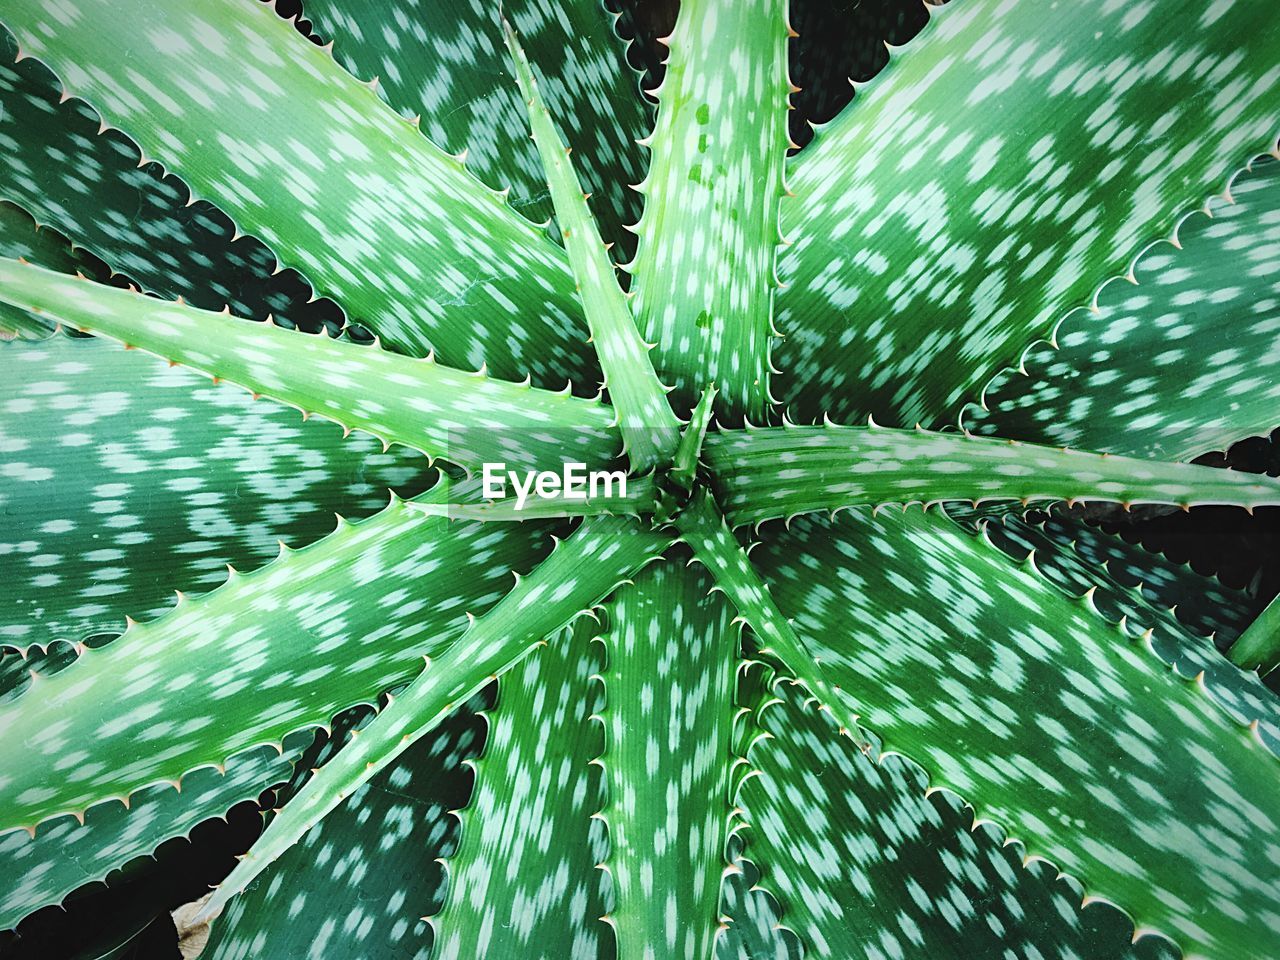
[505,19,680,471]
[1229,593,1280,676]
[0,259,620,476]
[204,516,673,918]
[703,423,1280,524]
[601,560,736,957]
[629,0,791,421]
[0,492,556,833]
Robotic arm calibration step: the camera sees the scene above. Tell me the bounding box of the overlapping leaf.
[749,509,1280,959]
[0,334,432,650]
[300,0,649,257]
[774,0,1280,427]
[0,492,556,833]
[0,259,620,476]
[629,0,791,420]
[0,0,596,382]
[203,695,487,960]
[506,20,679,470]
[704,423,1280,524]
[965,157,1280,460]
[205,516,673,916]
[0,739,295,930]
[737,681,1175,959]
[0,28,339,336]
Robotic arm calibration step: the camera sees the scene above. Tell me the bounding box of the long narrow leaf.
[203,516,673,918]
[505,20,679,471]
[628,0,792,421]
[704,422,1280,524]
[0,258,619,476]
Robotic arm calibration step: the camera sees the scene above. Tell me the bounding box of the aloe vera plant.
[1,0,1279,957]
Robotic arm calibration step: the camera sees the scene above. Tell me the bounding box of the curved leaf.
[751,509,1280,959]
[0,333,431,651]
[965,156,1280,461]
[1,0,596,382]
[774,0,1280,427]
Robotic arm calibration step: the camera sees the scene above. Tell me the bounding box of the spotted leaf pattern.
[205,516,674,917]
[703,423,1280,524]
[0,738,296,929]
[738,681,1178,960]
[432,618,608,959]
[948,508,1280,755]
[601,560,736,958]
[629,0,791,421]
[0,259,621,476]
[299,0,649,258]
[0,492,556,833]
[203,696,487,960]
[774,0,1280,427]
[0,0,597,382]
[507,20,680,471]
[0,28,340,337]
[0,334,433,650]
[965,157,1280,461]
[752,510,1280,959]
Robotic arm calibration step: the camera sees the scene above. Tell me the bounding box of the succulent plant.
[1,0,1279,958]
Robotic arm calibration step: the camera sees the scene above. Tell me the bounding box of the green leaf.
[505,19,680,471]
[431,617,608,959]
[0,492,557,833]
[738,680,1171,960]
[0,740,295,930]
[300,0,650,258]
[774,0,1280,428]
[750,509,1280,959]
[628,0,791,421]
[204,516,674,918]
[0,0,595,382]
[1229,593,1280,676]
[950,508,1280,755]
[0,31,338,337]
[0,202,106,338]
[0,333,433,651]
[202,695,487,960]
[965,156,1280,461]
[600,560,736,957]
[0,259,620,476]
[673,491,860,740]
[704,422,1280,524]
